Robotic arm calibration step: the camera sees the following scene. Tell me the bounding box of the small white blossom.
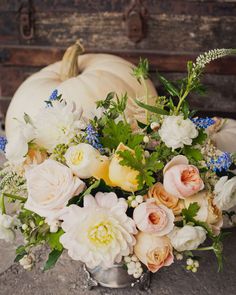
[19,253,35,270]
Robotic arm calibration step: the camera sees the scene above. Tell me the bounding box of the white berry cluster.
[124,255,143,278]
[19,253,35,270]
[127,195,143,208]
[186,258,199,273]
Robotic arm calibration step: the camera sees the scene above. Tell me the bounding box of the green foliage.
[192,129,207,145]
[183,146,203,162]
[96,92,128,123]
[43,249,63,271]
[101,119,143,150]
[133,58,149,83]
[118,147,164,190]
[14,245,27,263]
[46,229,64,251]
[157,73,179,97]
[154,143,178,164]
[182,202,200,222]
[51,143,69,164]
[134,99,169,115]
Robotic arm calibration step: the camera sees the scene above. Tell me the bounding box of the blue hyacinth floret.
[0,136,7,152]
[85,124,104,152]
[208,152,232,172]
[49,89,58,101]
[191,117,215,129]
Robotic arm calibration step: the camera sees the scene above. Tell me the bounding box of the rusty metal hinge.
[19,0,34,41]
[124,0,148,43]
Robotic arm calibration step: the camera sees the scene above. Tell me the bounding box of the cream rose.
[24,159,85,223]
[65,143,102,179]
[163,155,204,199]
[168,225,206,252]
[214,176,236,210]
[134,232,173,273]
[133,199,174,236]
[146,182,183,215]
[184,191,223,235]
[109,143,139,192]
[159,115,198,150]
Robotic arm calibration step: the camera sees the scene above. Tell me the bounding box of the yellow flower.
[109,143,139,192]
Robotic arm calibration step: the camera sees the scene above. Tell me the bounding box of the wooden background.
[0,0,236,118]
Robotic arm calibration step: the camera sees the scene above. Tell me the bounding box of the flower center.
[88,221,114,246]
[149,212,160,224]
[181,168,199,185]
[71,151,84,165]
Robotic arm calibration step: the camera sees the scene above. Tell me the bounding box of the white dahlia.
[33,100,86,152]
[60,192,137,269]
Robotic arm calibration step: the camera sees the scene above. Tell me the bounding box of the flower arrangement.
[1,49,236,278]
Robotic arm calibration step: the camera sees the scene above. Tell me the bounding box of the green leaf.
[192,129,207,145]
[43,249,63,271]
[182,100,190,119]
[14,245,27,263]
[46,229,64,251]
[157,73,179,97]
[134,99,169,115]
[127,134,144,149]
[183,146,203,161]
[182,202,200,222]
[101,120,132,150]
[96,92,115,109]
[133,58,149,83]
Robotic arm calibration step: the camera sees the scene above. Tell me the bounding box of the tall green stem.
[0,194,6,214]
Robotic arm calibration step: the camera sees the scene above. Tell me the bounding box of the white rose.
[5,123,35,163]
[24,159,85,223]
[33,100,86,152]
[214,176,236,210]
[159,115,198,150]
[64,143,101,178]
[0,213,18,243]
[168,225,206,252]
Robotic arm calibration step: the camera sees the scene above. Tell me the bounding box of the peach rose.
[184,191,223,235]
[133,199,174,236]
[134,232,174,273]
[146,182,183,215]
[163,155,204,199]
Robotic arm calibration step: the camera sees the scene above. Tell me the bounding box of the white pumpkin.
[208,117,236,153]
[5,40,157,138]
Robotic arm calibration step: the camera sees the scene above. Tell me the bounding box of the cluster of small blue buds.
[191,117,215,129]
[208,152,232,172]
[49,89,58,101]
[85,124,104,152]
[0,136,7,152]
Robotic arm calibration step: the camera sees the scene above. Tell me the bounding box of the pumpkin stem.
[60,39,85,81]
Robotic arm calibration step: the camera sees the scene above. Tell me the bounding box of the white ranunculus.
[60,192,137,269]
[5,123,35,163]
[0,213,18,243]
[33,101,86,152]
[168,225,206,252]
[214,176,236,210]
[64,143,101,178]
[159,115,198,150]
[24,159,85,224]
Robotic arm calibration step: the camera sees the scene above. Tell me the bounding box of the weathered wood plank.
[1,45,236,75]
[1,0,236,16]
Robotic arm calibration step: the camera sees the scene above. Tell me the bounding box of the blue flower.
[49,89,58,101]
[0,136,7,152]
[208,152,232,172]
[85,124,103,152]
[191,117,215,129]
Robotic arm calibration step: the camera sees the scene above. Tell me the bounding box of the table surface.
[0,227,236,295]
